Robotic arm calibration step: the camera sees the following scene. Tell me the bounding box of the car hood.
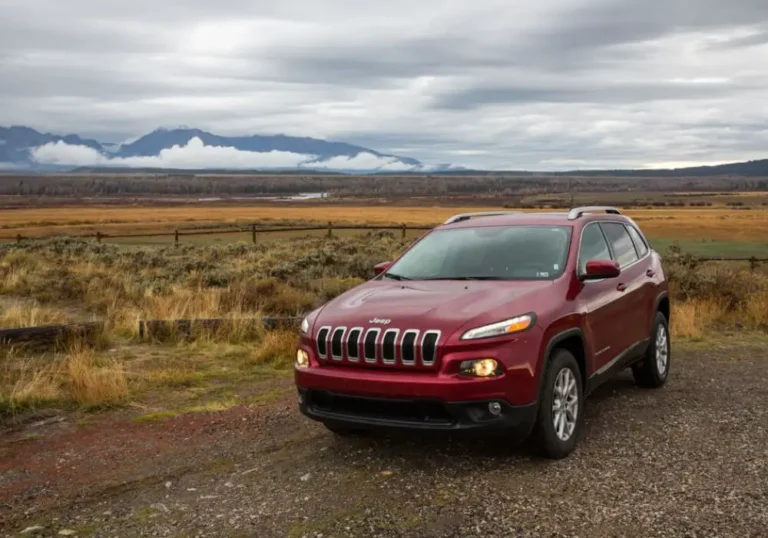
[312,279,553,337]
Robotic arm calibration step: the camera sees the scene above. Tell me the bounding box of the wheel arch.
[540,328,588,394]
[655,292,670,324]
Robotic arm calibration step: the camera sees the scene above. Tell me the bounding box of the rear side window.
[578,223,612,273]
[626,225,649,257]
[601,222,639,267]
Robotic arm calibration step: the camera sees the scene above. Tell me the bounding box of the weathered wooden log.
[0,322,104,349]
[138,317,302,340]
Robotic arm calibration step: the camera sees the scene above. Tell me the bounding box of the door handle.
[646,269,656,277]
[617,283,628,292]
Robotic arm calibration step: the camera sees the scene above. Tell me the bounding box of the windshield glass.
[384,225,572,281]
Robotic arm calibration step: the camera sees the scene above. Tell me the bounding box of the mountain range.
[1,125,768,176]
[0,125,428,172]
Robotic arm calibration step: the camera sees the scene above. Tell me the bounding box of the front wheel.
[532,349,584,459]
[632,311,670,388]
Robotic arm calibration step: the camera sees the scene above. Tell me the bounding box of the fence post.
[96,231,102,244]
[251,224,257,244]
[749,256,758,272]
[174,229,179,244]
[16,233,21,244]
[401,223,407,239]
[327,221,333,238]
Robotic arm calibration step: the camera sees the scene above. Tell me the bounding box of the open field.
[1,335,766,537]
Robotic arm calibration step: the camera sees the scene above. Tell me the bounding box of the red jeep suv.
[294,207,671,459]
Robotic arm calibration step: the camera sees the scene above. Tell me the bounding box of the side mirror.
[582,259,621,280]
[373,261,392,276]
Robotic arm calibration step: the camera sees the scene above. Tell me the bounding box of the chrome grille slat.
[347,327,362,362]
[331,327,346,361]
[363,328,380,363]
[316,326,331,359]
[421,330,440,366]
[316,325,440,368]
[381,329,400,364]
[401,330,419,365]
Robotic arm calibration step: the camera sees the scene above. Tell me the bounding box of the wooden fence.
[5,222,433,245]
[2,223,768,266]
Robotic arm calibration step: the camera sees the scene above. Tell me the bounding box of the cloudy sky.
[2,0,768,170]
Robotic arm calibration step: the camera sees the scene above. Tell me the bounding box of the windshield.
[384,225,572,281]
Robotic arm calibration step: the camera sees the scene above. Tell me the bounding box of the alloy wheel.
[552,368,579,442]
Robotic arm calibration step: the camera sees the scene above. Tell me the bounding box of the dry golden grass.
[0,300,69,328]
[65,344,128,408]
[1,342,128,414]
[671,299,727,338]
[250,330,299,366]
[2,205,768,242]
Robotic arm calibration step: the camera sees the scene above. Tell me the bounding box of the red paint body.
[295,212,669,432]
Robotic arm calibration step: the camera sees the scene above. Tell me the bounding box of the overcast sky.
[2,0,768,170]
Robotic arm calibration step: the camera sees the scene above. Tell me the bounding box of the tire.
[632,311,670,389]
[532,349,585,459]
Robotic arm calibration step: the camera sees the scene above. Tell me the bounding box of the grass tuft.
[65,344,129,408]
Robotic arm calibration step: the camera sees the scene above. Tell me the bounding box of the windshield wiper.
[423,276,507,281]
[382,272,411,281]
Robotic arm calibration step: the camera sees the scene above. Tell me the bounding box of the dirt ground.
[1,337,766,538]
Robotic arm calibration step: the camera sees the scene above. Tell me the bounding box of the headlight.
[300,316,310,334]
[460,358,501,377]
[296,349,310,368]
[460,314,535,340]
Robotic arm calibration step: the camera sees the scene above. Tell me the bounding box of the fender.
[535,327,587,401]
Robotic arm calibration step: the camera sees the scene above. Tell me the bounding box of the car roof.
[439,209,632,230]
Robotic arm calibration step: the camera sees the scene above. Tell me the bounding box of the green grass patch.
[650,237,768,258]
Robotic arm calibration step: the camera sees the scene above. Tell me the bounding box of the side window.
[578,223,612,273]
[601,222,639,267]
[626,224,649,258]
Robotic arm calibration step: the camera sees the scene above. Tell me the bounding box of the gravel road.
[2,339,766,538]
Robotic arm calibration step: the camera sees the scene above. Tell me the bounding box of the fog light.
[296,349,310,368]
[459,358,500,377]
[488,402,502,416]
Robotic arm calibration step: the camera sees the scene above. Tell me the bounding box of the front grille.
[309,390,453,424]
[314,325,441,368]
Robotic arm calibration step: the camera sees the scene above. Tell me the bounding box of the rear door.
[624,222,657,336]
[599,222,649,348]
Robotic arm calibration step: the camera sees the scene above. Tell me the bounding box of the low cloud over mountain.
[1,126,428,172]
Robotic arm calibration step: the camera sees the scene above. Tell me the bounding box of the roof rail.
[443,211,523,225]
[567,206,622,220]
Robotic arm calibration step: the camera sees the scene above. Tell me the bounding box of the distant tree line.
[0,173,767,198]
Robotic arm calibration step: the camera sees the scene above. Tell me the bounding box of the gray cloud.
[1,0,768,169]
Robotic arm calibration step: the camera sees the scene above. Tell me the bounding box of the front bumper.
[298,388,538,437]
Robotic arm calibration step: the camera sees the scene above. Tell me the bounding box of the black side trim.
[586,338,650,395]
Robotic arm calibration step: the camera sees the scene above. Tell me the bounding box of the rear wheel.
[532,349,584,459]
[632,311,670,388]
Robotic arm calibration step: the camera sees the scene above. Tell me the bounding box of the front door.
[577,222,627,373]
[599,222,649,348]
